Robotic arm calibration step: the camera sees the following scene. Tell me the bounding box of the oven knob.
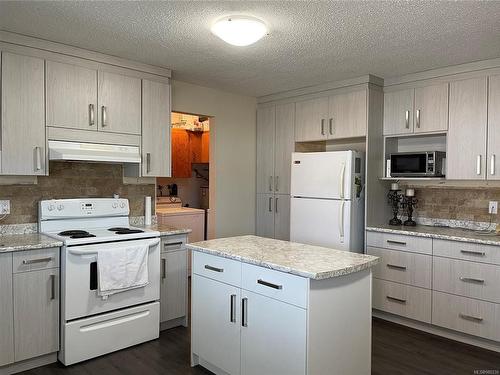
[112,202,118,208]
[57,204,64,211]
[48,204,55,211]
[120,202,126,208]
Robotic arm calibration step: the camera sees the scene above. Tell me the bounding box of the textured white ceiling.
[1,1,500,97]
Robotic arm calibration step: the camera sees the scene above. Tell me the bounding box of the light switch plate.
[489,201,498,215]
[0,200,10,215]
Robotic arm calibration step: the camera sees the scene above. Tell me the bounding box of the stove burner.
[59,230,90,236]
[108,227,145,235]
[70,233,97,239]
[115,229,144,235]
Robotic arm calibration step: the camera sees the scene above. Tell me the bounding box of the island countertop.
[186,235,379,280]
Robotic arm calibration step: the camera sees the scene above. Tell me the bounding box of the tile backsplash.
[412,187,500,223]
[0,162,155,225]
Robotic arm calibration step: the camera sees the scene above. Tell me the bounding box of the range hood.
[48,141,141,164]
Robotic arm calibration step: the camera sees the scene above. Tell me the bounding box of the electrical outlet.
[488,201,498,215]
[0,200,10,215]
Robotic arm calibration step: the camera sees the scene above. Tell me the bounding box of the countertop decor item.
[387,184,402,226]
[402,190,418,226]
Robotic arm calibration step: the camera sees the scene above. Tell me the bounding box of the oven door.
[390,153,428,176]
[62,237,160,321]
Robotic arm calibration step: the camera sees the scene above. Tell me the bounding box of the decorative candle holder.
[387,188,402,226]
[401,193,418,227]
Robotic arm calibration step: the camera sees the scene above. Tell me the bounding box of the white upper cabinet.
[256,106,275,194]
[447,76,488,180]
[295,97,329,142]
[383,89,414,135]
[329,89,367,139]
[1,52,46,175]
[488,75,500,180]
[384,83,449,136]
[98,70,141,135]
[142,79,171,177]
[46,61,98,131]
[414,83,449,134]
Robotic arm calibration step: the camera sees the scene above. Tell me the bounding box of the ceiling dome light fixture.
[211,16,268,46]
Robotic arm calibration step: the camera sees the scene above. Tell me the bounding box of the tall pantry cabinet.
[256,103,295,240]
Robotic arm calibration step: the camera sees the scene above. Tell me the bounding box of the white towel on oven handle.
[97,244,149,299]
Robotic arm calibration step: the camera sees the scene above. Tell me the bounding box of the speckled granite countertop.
[0,233,63,253]
[137,223,191,236]
[187,235,379,280]
[366,224,500,246]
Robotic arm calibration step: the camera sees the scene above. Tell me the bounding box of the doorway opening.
[156,112,213,266]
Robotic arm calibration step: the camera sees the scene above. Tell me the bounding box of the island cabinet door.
[191,275,241,375]
[241,290,306,375]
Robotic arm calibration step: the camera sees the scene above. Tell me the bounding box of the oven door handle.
[68,238,160,255]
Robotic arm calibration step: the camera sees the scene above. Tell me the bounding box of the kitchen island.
[187,235,379,375]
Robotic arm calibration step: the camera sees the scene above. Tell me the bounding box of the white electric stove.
[39,198,161,366]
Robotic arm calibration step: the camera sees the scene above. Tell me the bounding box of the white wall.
[171,80,257,238]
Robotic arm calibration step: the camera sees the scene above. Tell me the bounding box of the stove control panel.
[39,198,130,219]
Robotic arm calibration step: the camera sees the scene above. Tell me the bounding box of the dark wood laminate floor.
[22,318,500,375]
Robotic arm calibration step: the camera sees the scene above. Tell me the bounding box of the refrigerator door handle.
[339,200,345,243]
[339,162,346,199]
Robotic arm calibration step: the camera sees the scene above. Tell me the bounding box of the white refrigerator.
[290,151,365,252]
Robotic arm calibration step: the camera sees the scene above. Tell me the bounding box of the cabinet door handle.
[329,117,333,135]
[242,297,248,327]
[460,249,486,256]
[89,104,95,126]
[164,241,183,250]
[257,279,283,290]
[101,106,107,127]
[459,277,485,284]
[204,264,223,273]
[386,295,406,304]
[387,264,407,271]
[50,274,56,300]
[161,258,167,279]
[146,153,151,173]
[275,197,278,214]
[275,176,279,192]
[405,110,410,129]
[22,257,52,265]
[459,313,483,323]
[34,146,42,171]
[230,294,236,323]
[268,197,273,212]
[386,240,406,246]
[269,176,273,192]
[416,109,421,128]
[320,119,325,135]
[491,155,496,175]
[476,155,482,175]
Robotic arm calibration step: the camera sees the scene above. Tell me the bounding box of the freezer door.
[291,151,354,199]
[290,197,351,251]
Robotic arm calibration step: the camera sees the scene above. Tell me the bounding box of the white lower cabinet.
[0,253,14,367]
[240,290,306,375]
[192,274,241,375]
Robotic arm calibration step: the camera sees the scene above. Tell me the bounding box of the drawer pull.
[386,240,406,246]
[459,313,483,323]
[386,295,406,304]
[164,241,183,248]
[242,297,248,327]
[230,294,236,323]
[386,264,407,271]
[257,279,283,290]
[460,250,486,256]
[459,277,485,284]
[204,265,224,273]
[22,257,52,265]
